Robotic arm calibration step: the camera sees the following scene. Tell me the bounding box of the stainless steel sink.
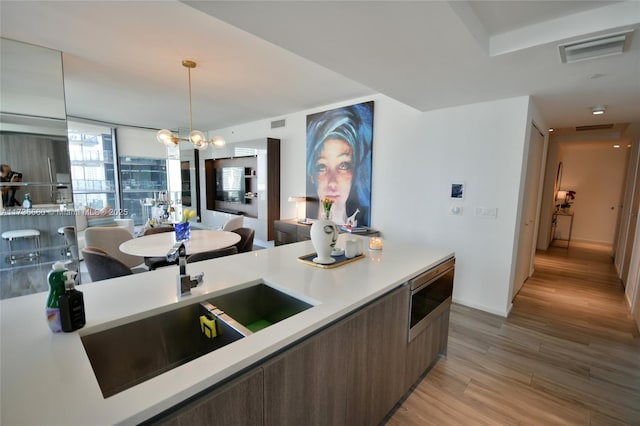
[81,302,244,398]
[210,282,314,333]
[81,281,313,398]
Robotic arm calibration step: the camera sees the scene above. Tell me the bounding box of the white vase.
[310,219,338,264]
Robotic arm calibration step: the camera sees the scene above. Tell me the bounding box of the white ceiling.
[468,1,623,35]
[1,1,639,133]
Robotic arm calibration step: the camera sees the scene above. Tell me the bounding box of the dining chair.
[143,226,177,271]
[143,225,174,236]
[231,227,255,253]
[84,226,144,269]
[221,215,244,231]
[187,246,238,263]
[82,247,133,282]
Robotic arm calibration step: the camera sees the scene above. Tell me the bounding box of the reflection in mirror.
[0,38,79,299]
[179,142,199,219]
[67,120,118,210]
[0,131,71,205]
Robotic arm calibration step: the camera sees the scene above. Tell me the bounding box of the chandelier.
[156,60,225,150]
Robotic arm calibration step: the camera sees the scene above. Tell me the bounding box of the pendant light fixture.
[156,60,225,150]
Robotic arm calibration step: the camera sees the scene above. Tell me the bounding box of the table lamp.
[288,196,306,223]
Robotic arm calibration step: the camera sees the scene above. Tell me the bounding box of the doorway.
[512,123,545,299]
[532,131,638,319]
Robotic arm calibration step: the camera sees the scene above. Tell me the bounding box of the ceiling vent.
[575,124,614,132]
[559,30,633,63]
[270,119,286,129]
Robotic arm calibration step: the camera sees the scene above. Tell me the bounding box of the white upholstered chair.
[84,226,144,269]
[221,215,244,231]
[75,211,134,260]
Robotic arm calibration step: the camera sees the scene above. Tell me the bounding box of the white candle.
[369,237,383,250]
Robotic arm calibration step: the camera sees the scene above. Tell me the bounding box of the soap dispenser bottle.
[58,271,85,332]
[23,193,32,209]
[46,262,67,332]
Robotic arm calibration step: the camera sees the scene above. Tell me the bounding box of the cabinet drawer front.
[296,226,311,241]
[275,230,296,246]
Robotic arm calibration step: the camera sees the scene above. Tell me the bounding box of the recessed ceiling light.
[613,144,620,148]
[549,128,554,132]
[592,106,606,115]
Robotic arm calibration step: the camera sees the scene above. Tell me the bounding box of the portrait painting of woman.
[306,101,374,227]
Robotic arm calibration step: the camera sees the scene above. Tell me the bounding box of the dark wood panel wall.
[266,138,280,241]
[205,156,258,218]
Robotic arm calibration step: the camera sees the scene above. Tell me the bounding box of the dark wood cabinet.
[274,220,298,246]
[274,219,379,246]
[262,285,410,426]
[204,138,280,241]
[152,368,263,426]
[346,285,410,425]
[263,320,351,426]
[404,308,450,390]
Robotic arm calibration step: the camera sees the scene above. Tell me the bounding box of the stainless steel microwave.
[408,257,455,342]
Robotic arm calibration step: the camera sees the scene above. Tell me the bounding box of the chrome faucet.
[166,241,204,297]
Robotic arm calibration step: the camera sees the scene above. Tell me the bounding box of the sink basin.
[81,281,314,398]
[210,282,314,333]
[81,302,244,398]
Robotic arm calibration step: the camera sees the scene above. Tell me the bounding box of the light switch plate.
[475,207,498,218]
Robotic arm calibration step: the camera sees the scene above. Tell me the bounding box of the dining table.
[119,230,241,258]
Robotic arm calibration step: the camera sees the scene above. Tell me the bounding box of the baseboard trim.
[452,297,509,317]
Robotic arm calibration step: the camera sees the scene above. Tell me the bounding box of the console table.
[552,211,574,248]
[274,219,380,246]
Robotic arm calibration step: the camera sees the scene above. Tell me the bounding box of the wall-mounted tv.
[215,167,245,203]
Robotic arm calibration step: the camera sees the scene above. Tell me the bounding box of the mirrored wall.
[1,38,78,299]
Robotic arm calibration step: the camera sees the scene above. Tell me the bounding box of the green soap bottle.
[46,261,67,333]
[23,193,32,209]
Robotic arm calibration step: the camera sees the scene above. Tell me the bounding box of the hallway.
[388,243,640,425]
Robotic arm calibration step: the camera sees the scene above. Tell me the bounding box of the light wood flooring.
[388,242,640,425]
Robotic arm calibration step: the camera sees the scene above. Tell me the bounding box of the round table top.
[119,230,241,257]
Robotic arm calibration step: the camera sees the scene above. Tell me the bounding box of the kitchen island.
[0,235,453,425]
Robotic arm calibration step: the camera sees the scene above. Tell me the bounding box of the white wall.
[558,142,630,245]
[116,127,167,159]
[204,94,532,316]
[616,124,640,276]
[628,210,640,328]
[0,38,66,120]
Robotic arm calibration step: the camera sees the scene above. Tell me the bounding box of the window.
[120,156,168,225]
[67,121,117,212]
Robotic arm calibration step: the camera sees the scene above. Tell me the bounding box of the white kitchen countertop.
[0,235,453,425]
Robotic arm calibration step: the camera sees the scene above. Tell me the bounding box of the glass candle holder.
[369,237,383,250]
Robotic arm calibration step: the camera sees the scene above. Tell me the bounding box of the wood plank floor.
[388,242,640,425]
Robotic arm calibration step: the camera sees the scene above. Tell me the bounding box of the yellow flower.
[322,198,334,220]
[182,208,196,223]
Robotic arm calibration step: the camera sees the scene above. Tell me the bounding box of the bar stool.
[57,226,70,258]
[1,229,41,265]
